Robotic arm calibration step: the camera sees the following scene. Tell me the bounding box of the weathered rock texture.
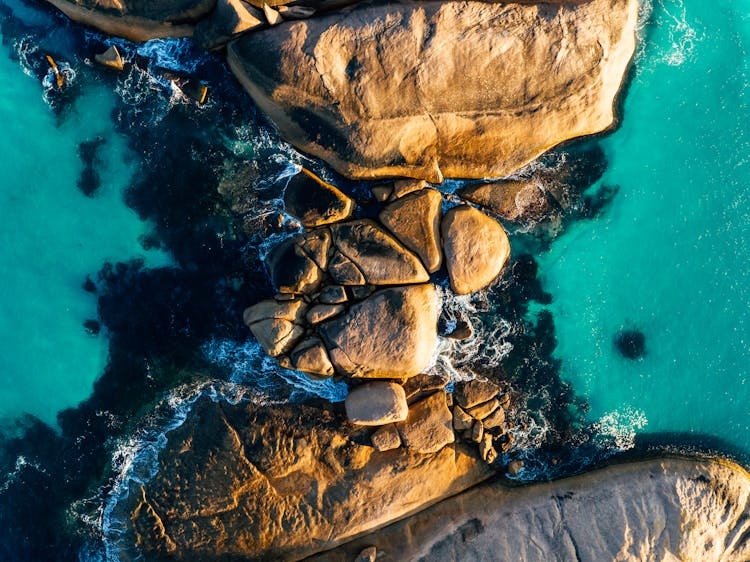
[227,0,638,181]
[44,0,215,41]
[320,284,440,378]
[313,458,750,562]
[122,397,493,561]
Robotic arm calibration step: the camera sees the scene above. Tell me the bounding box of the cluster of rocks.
[345,376,514,469]
[243,167,510,380]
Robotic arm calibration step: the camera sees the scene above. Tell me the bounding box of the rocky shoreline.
[30,0,750,560]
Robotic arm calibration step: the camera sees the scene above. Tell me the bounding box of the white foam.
[591,406,649,452]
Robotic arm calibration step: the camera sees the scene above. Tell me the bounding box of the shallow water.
[0,9,169,425]
[538,0,750,456]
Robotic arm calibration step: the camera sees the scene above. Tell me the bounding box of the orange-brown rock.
[283,168,354,227]
[442,206,510,295]
[379,189,443,273]
[227,0,638,181]
[120,396,493,561]
[320,284,440,378]
[310,458,750,562]
[44,0,215,41]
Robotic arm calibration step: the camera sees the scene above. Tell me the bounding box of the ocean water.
[537,0,750,457]
[0,6,169,426]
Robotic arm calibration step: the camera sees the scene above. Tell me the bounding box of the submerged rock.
[314,458,750,562]
[123,397,493,561]
[442,206,510,295]
[227,0,638,181]
[614,328,647,359]
[320,284,439,378]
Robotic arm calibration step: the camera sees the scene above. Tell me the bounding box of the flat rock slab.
[312,458,750,562]
[227,0,638,181]
[320,284,439,378]
[120,397,493,561]
[345,382,408,426]
[442,206,510,295]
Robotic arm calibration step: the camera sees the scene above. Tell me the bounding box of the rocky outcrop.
[320,284,439,378]
[442,206,511,295]
[227,0,638,181]
[121,396,494,561]
[312,458,750,562]
[44,0,215,41]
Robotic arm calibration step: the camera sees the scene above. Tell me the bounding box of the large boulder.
[442,206,510,295]
[119,396,493,561]
[265,232,326,294]
[243,298,307,356]
[379,188,443,273]
[397,391,455,454]
[227,0,638,181]
[44,0,216,41]
[313,458,750,562]
[320,284,439,378]
[330,220,429,285]
[193,0,265,50]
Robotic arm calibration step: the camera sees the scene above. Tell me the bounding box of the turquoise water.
[0,25,169,426]
[538,0,750,453]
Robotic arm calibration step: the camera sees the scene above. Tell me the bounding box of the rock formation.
[121,396,495,561]
[227,0,638,181]
[312,458,750,562]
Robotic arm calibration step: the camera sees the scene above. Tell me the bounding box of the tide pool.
[0,16,169,426]
[538,0,750,455]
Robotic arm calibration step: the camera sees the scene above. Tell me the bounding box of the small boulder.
[397,391,455,454]
[371,184,392,202]
[318,285,347,304]
[290,338,334,377]
[471,420,484,443]
[506,459,525,476]
[320,284,439,378]
[355,546,378,562]
[379,188,443,273]
[94,45,124,71]
[284,168,354,227]
[328,251,366,285]
[296,228,331,270]
[266,236,323,294]
[391,179,427,200]
[481,407,506,429]
[467,398,500,421]
[452,406,474,431]
[446,320,473,340]
[194,0,265,50]
[262,3,283,25]
[371,424,401,452]
[331,220,429,285]
[243,299,307,357]
[345,382,408,426]
[454,379,500,409]
[442,206,510,295]
[306,303,345,324]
